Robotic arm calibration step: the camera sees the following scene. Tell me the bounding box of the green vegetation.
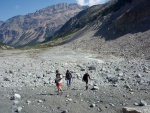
[21,33,75,49]
[0,42,14,50]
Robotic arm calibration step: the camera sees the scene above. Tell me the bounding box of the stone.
[91,86,99,90]
[107,74,118,84]
[109,103,115,107]
[9,70,13,74]
[66,98,72,102]
[88,66,96,71]
[123,105,150,113]
[13,94,21,100]
[135,74,141,78]
[118,72,124,76]
[61,109,68,113]
[115,68,121,71]
[76,73,82,79]
[38,100,43,103]
[66,95,70,97]
[17,106,22,112]
[139,100,147,106]
[13,100,19,105]
[3,77,10,81]
[80,68,85,71]
[90,103,96,108]
[26,100,31,105]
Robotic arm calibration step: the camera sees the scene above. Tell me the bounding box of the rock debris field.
[0,47,150,113]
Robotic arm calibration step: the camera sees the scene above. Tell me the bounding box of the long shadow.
[38,93,54,96]
[94,1,150,41]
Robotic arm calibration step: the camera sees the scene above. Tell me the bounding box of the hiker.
[82,72,91,90]
[65,70,72,89]
[55,70,63,94]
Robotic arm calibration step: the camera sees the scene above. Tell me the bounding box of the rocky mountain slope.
[0,21,3,26]
[52,0,150,60]
[0,3,87,47]
[50,0,115,39]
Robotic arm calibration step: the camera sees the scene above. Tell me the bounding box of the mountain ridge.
[0,3,87,47]
[50,0,150,60]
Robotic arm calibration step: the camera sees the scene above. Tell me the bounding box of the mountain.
[49,1,113,39]
[47,0,150,59]
[0,21,3,26]
[0,3,87,47]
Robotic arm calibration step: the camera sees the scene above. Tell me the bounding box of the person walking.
[65,70,72,90]
[55,70,63,95]
[82,72,91,90]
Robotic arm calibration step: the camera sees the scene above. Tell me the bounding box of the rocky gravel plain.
[0,47,150,113]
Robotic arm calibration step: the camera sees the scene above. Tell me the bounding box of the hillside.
[0,3,87,47]
[0,42,13,50]
[0,21,3,26]
[49,0,114,40]
[49,0,150,60]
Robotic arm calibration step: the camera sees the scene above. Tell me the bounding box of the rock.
[65,95,70,97]
[66,98,72,102]
[26,100,31,105]
[124,82,131,89]
[61,109,68,113]
[80,68,85,71]
[123,105,150,113]
[109,103,115,107]
[76,73,82,79]
[90,103,96,108]
[115,68,121,71]
[3,77,10,81]
[107,74,118,84]
[143,67,149,73]
[118,72,124,76]
[134,103,139,106]
[80,99,83,102]
[88,66,96,71]
[38,100,43,103]
[135,74,141,78]
[9,70,13,74]
[17,106,22,112]
[12,106,18,112]
[13,100,19,105]
[139,100,147,106]
[36,75,41,79]
[101,67,106,71]
[91,86,99,90]
[13,94,21,100]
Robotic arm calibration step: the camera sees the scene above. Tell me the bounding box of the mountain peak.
[0,3,87,47]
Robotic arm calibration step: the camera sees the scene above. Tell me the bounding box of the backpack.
[66,72,72,79]
[55,74,61,83]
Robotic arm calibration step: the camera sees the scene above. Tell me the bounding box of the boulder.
[91,86,99,90]
[107,74,118,84]
[13,94,21,100]
[123,105,150,113]
[88,66,96,71]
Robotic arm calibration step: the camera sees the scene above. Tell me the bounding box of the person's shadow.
[38,93,54,96]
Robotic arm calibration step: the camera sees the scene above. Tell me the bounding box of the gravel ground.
[0,47,150,113]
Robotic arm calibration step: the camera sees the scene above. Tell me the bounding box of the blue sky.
[0,0,109,21]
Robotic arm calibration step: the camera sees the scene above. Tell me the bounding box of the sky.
[0,0,109,22]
